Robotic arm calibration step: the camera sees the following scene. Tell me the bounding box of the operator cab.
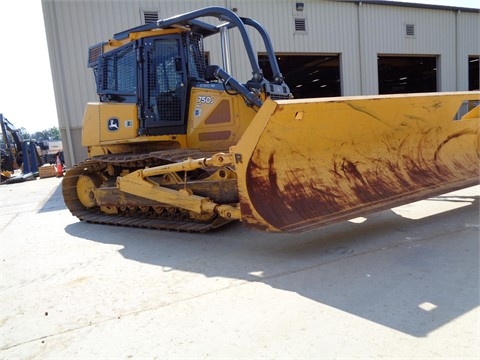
[90,31,207,136]
[87,7,290,137]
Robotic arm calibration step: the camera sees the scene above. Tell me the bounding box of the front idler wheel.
[76,175,102,208]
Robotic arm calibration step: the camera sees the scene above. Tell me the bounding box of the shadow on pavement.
[38,180,66,213]
[64,194,479,337]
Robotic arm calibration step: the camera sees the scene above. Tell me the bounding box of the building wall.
[359,3,458,93]
[225,0,362,95]
[457,11,480,90]
[41,0,479,166]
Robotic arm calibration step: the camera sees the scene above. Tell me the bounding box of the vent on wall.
[405,24,415,37]
[294,18,307,33]
[144,10,159,24]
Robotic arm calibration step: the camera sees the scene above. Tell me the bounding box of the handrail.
[113,6,264,82]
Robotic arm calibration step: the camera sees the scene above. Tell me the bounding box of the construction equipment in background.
[62,7,480,233]
[1,114,44,183]
[38,139,64,164]
[1,114,23,179]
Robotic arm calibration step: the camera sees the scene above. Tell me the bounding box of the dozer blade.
[233,92,480,232]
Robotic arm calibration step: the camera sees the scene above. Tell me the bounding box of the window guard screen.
[98,44,136,95]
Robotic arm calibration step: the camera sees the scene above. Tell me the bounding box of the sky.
[0,0,58,133]
[0,0,478,133]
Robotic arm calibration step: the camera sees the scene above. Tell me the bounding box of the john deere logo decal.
[107,118,119,132]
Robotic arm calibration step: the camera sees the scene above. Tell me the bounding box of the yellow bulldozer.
[63,7,479,233]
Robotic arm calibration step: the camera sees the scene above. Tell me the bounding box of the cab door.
[142,36,187,135]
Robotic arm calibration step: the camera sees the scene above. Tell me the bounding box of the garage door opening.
[378,56,437,94]
[258,54,341,98]
[469,56,479,91]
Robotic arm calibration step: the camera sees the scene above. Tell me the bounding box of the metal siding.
[224,0,361,95]
[457,11,480,90]
[359,3,459,93]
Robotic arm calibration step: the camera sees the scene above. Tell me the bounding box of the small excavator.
[63,7,479,232]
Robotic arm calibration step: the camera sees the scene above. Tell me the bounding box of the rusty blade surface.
[233,92,480,232]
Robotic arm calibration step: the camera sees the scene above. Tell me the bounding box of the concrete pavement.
[1,176,479,359]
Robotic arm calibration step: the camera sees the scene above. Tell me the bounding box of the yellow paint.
[233,92,480,232]
[82,102,139,146]
[81,103,100,147]
[103,28,185,52]
[82,102,187,157]
[98,103,138,142]
[186,87,257,150]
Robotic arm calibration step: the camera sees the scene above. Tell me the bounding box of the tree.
[31,127,62,141]
[18,127,31,140]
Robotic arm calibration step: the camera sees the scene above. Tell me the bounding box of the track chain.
[62,149,232,233]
